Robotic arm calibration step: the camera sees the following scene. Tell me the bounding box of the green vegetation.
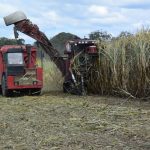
[89,29,150,98]
[0,37,25,46]
[89,30,112,41]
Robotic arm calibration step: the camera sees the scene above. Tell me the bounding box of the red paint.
[0,45,43,91]
[7,75,42,89]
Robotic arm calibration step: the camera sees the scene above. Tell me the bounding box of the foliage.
[89,30,112,41]
[0,37,25,46]
[118,31,133,38]
[89,29,150,98]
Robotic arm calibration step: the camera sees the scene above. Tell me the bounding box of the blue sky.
[0,0,150,43]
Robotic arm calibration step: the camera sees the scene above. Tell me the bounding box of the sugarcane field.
[0,0,150,150]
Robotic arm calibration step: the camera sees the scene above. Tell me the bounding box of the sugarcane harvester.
[3,11,98,95]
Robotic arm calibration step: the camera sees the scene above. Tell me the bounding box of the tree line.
[0,31,133,47]
[0,37,25,46]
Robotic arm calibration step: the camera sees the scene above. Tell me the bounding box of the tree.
[118,31,133,38]
[0,37,25,46]
[89,30,112,41]
[17,39,25,45]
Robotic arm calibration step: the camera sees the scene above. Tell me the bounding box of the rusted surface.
[14,20,65,75]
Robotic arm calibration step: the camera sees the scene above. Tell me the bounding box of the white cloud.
[132,21,150,29]
[39,10,80,28]
[0,4,18,16]
[88,5,109,16]
[110,0,146,5]
[87,0,150,6]
[88,13,127,25]
[86,5,127,25]
[37,10,62,27]
[115,0,149,5]
[45,11,60,23]
[1,0,150,42]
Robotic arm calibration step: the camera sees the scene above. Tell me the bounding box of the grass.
[0,94,149,149]
[89,29,150,98]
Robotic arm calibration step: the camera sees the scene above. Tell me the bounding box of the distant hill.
[50,32,80,55]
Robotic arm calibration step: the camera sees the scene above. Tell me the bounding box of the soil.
[0,92,150,150]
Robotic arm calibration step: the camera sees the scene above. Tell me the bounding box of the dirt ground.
[0,92,150,150]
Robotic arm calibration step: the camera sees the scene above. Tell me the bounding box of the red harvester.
[0,44,43,96]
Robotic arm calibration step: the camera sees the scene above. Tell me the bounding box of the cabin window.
[7,53,23,65]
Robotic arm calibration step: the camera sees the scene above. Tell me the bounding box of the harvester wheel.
[3,11,27,26]
[63,80,86,95]
[63,82,69,93]
[1,75,11,97]
[63,81,75,94]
